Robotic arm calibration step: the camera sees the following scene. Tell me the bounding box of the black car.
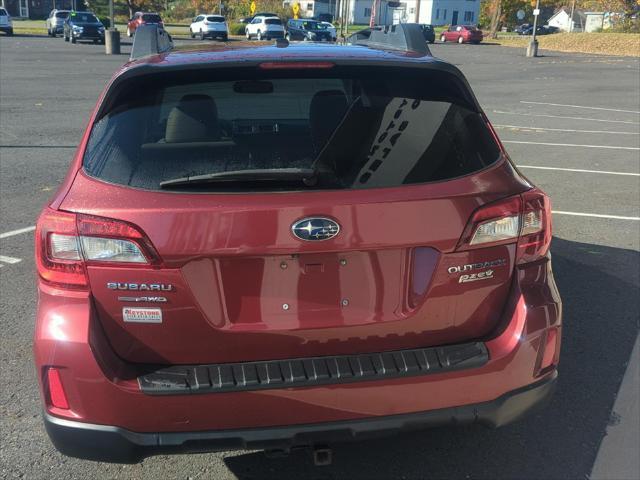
[63,11,105,44]
[419,24,435,43]
[513,23,531,35]
[286,19,333,41]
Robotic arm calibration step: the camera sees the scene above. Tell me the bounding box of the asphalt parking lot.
[1,34,639,480]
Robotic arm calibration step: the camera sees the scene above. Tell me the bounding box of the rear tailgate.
[63,61,530,365]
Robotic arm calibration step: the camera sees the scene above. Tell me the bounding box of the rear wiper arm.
[159,168,318,189]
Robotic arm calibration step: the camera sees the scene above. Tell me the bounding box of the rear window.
[207,16,225,22]
[142,14,161,22]
[71,12,98,23]
[0,8,8,15]
[264,18,282,25]
[55,11,69,18]
[84,67,500,192]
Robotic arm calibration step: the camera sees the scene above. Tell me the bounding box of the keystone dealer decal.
[122,307,163,324]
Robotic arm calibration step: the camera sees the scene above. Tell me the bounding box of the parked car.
[239,12,279,23]
[321,21,337,41]
[127,12,163,37]
[46,9,69,37]
[63,11,105,44]
[419,23,435,43]
[286,19,333,42]
[245,15,285,40]
[513,23,532,35]
[35,24,560,464]
[543,25,560,34]
[0,7,13,36]
[440,25,483,44]
[520,24,546,35]
[189,14,228,40]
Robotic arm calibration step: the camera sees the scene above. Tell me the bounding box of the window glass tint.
[0,8,7,15]
[207,15,225,22]
[84,69,499,192]
[264,18,282,25]
[55,11,69,18]
[142,14,161,22]
[71,12,98,22]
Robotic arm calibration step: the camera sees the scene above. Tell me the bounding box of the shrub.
[228,22,246,35]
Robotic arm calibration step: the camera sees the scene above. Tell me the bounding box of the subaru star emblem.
[291,217,340,241]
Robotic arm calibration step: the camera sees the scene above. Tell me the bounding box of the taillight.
[35,208,161,289]
[457,189,551,264]
[259,62,335,70]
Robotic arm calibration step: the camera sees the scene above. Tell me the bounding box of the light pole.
[526,0,540,57]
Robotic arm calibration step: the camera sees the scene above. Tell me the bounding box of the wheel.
[457,36,464,44]
[7,28,13,36]
[257,30,262,40]
[246,29,250,40]
[71,33,76,43]
[222,34,228,41]
[190,28,195,39]
[429,39,434,44]
[199,30,205,41]
[285,33,291,41]
[126,27,132,37]
[440,34,446,42]
[64,31,69,41]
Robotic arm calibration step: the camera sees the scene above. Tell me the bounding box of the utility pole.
[414,0,421,23]
[369,0,378,27]
[526,0,540,57]
[568,0,576,32]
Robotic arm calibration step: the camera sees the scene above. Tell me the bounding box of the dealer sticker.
[122,307,162,324]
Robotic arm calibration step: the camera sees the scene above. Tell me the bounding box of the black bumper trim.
[44,372,556,463]
[138,342,489,395]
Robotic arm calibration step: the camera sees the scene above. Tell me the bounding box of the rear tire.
[457,36,464,44]
[222,34,228,41]
[440,34,446,42]
[190,28,195,39]
[71,34,76,44]
[64,31,69,41]
[257,30,262,40]
[246,30,250,40]
[199,29,205,41]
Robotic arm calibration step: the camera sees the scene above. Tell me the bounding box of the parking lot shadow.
[224,236,639,479]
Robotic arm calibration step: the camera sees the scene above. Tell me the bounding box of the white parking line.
[494,125,640,136]
[493,110,640,125]
[520,101,640,115]
[553,211,640,221]
[0,226,35,239]
[503,140,640,151]
[0,255,22,267]
[518,166,640,176]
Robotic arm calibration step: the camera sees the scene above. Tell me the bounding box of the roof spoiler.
[346,23,431,56]
[130,24,173,61]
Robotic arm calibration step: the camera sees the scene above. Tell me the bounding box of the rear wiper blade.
[159,168,317,189]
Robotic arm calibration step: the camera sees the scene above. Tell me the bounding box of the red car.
[441,25,484,44]
[35,25,560,463]
[126,12,163,37]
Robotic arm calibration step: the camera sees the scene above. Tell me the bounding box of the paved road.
[1,35,639,480]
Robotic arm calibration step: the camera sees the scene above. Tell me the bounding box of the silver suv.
[0,7,13,36]
[46,9,70,37]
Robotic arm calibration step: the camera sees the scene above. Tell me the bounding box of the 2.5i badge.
[122,307,162,324]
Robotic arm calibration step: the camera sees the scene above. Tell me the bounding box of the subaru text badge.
[291,217,340,241]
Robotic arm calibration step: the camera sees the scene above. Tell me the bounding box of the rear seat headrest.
[165,94,220,143]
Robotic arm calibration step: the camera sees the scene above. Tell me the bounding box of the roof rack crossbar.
[346,23,431,56]
[130,24,173,61]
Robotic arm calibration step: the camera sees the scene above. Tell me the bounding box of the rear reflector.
[46,368,69,410]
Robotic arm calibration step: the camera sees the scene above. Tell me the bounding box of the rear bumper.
[44,372,556,462]
[0,25,13,33]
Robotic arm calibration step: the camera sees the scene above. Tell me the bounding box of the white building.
[284,0,480,26]
[547,7,586,32]
[349,0,480,26]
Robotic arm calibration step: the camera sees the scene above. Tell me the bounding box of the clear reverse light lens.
[49,233,82,260]
[470,215,520,245]
[80,236,147,263]
[521,210,543,235]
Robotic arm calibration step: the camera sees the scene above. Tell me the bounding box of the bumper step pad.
[139,342,488,395]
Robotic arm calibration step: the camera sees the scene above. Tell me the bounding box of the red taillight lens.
[457,189,552,264]
[35,208,161,289]
[46,368,69,410]
[36,209,87,289]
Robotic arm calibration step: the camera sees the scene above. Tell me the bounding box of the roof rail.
[346,23,431,56]
[130,24,173,61]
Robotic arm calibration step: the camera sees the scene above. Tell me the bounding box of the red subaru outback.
[34,26,561,463]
